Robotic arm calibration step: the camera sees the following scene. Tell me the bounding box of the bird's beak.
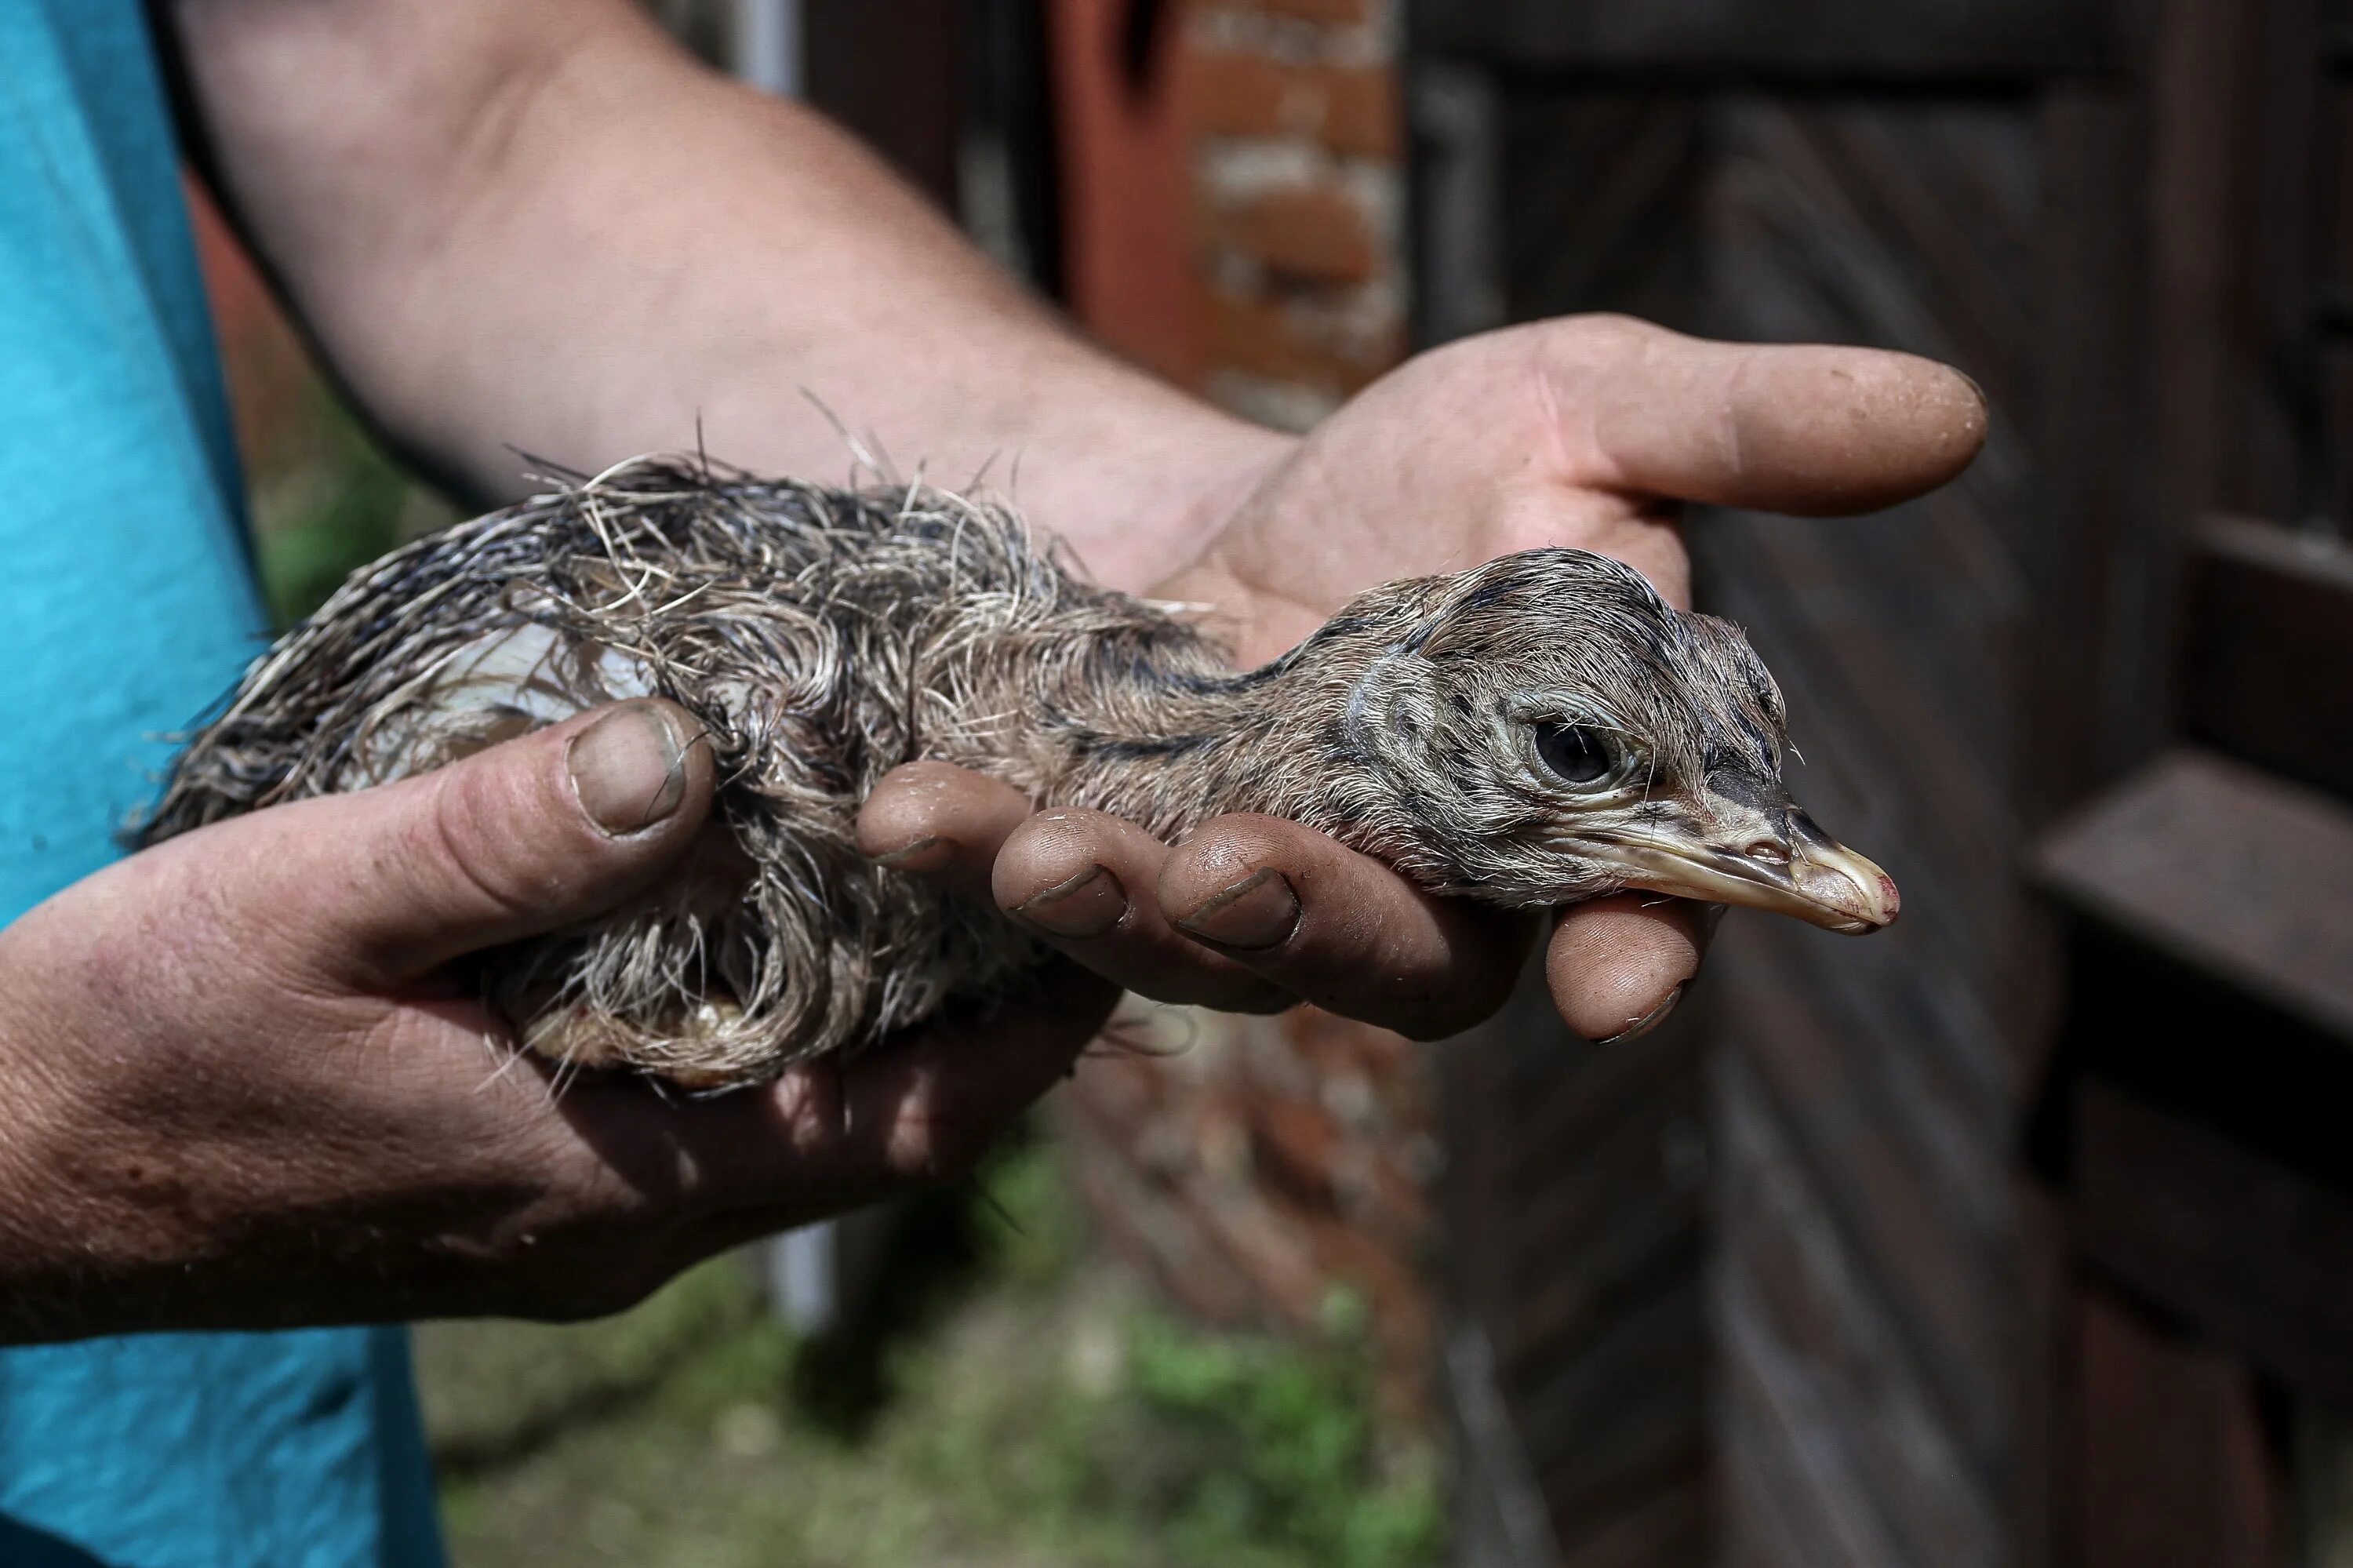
[1583,800,1900,936]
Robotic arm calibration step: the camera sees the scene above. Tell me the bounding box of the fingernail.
[1173,868,1300,951]
[1015,864,1127,938]
[871,835,950,871]
[568,704,687,835]
[1597,983,1684,1046]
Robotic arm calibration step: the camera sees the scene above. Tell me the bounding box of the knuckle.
[1557,311,1663,358]
[414,758,562,922]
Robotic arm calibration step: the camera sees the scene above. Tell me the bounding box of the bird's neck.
[985,631,1360,843]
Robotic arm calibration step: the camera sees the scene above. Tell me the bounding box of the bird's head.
[1315,548,1898,933]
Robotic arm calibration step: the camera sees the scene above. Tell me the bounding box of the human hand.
[867,316,1983,1042]
[0,700,1112,1342]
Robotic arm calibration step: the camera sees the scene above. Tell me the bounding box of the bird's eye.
[1534,722,1616,787]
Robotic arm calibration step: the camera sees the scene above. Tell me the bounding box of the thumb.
[236,698,717,985]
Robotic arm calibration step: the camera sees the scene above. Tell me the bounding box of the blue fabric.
[0,6,445,1565]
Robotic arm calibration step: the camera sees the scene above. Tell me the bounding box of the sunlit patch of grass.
[246,392,455,628]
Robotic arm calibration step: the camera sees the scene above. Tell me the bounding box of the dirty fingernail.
[1597,983,1684,1046]
[1173,868,1300,951]
[871,835,951,871]
[569,704,687,835]
[1014,864,1127,939]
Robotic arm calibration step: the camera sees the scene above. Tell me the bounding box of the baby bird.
[142,457,1897,1087]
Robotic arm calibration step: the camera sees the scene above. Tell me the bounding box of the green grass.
[416,1142,1442,1568]
[246,391,454,628]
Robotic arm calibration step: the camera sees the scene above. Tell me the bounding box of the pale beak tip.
[1874,871,1901,924]
[1835,866,1900,933]
[1796,851,1900,934]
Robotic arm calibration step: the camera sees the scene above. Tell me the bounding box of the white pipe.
[729,0,802,97]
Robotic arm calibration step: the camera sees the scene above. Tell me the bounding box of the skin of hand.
[165,2,1981,1042]
[0,701,1113,1341]
[860,318,1988,1042]
[0,0,1973,1338]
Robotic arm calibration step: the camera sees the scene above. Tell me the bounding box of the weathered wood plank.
[1439,962,1709,1567]
[2064,1278,2286,1568]
[1717,935,2013,1461]
[2182,515,2353,801]
[2033,748,2353,1042]
[2071,1077,2353,1403]
[1717,1049,2007,1568]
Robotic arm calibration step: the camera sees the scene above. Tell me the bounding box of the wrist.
[0,959,106,1340]
[1008,376,1296,595]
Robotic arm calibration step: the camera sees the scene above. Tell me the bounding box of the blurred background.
[187,1,2353,1565]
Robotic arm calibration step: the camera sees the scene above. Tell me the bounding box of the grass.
[246,391,454,627]
[415,1141,1442,1568]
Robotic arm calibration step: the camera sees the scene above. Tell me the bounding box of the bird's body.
[144,457,1895,1087]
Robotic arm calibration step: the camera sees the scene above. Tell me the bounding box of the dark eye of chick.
[1534,722,1615,786]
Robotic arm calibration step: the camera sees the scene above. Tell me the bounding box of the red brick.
[1300,1214,1435,1427]
[1202,290,1390,393]
[1067,1053,1163,1132]
[1317,64,1398,160]
[1057,1111,1265,1325]
[1176,49,1400,160]
[1056,1000,1439,1435]
[1359,1149,1435,1236]
[1213,184,1380,282]
[1249,1095,1341,1210]
[1192,1181,1333,1326]
[1286,1005,1413,1075]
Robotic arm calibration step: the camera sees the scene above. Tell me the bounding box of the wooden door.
[1413,6,2144,1566]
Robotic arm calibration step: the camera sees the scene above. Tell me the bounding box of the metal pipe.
[729,0,802,97]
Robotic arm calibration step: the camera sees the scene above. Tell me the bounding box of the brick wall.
[1176,0,1406,429]
[1046,0,1431,1423]
[1060,998,1438,1422]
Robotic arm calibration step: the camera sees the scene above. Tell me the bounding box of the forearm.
[167,0,1289,591]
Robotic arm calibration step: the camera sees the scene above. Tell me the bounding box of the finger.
[1545,316,1988,517]
[235,699,716,984]
[1544,892,1718,1042]
[991,809,1293,1013]
[680,962,1121,1238]
[857,760,1035,904]
[1156,814,1537,1040]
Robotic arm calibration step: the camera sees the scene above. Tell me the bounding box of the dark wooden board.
[2033,748,2353,1045]
[1413,0,2115,79]
[1438,961,1709,1568]
[1412,1,2267,1561]
[2064,1279,2286,1568]
[802,0,965,213]
[2182,515,2353,802]
[2071,1076,2353,1404]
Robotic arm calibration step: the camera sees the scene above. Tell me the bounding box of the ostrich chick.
[142,457,1897,1087]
